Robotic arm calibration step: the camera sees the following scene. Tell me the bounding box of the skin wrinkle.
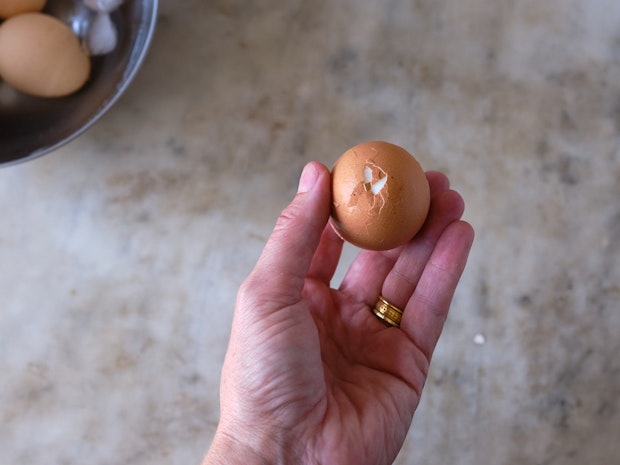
[400,332,431,391]
[407,291,449,361]
[240,270,303,311]
[308,225,344,284]
[344,308,428,406]
[312,380,396,464]
[390,266,419,288]
[379,328,429,402]
[312,283,426,426]
[255,180,331,305]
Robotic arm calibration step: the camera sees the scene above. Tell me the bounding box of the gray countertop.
[1,1,619,464]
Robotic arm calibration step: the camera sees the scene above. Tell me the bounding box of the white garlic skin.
[86,11,117,55]
[83,0,124,13]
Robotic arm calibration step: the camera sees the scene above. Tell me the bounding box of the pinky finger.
[400,220,475,359]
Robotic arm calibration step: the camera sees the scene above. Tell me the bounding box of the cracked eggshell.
[330,141,430,251]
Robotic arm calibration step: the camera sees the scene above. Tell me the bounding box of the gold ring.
[372,296,403,328]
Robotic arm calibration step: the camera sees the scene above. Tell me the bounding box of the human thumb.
[245,161,331,305]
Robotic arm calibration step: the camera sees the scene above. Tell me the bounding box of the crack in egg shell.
[346,161,389,214]
[330,141,430,251]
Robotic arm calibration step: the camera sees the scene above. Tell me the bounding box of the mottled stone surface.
[1,1,619,464]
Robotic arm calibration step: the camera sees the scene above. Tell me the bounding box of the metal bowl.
[0,0,158,167]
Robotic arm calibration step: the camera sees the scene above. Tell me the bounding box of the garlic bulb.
[82,0,124,55]
[86,11,117,55]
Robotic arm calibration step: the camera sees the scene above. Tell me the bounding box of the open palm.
[206,164,474,465]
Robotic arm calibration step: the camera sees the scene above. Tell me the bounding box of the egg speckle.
[330,141,431,251]
[0,12,91,97]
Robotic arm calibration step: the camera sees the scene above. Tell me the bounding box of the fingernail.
[298,163,318,193]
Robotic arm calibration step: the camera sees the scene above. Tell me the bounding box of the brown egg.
[0,12,91,97]
[330,141,430,251]
[0,0,47,19]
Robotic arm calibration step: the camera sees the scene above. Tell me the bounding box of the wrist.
[203,430,267,465]
[203,426,300,465]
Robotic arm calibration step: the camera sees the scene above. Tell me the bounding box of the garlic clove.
[83,0,124,14]
[86,12,117,55]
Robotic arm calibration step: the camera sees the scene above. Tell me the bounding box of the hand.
[204,162,474,465]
